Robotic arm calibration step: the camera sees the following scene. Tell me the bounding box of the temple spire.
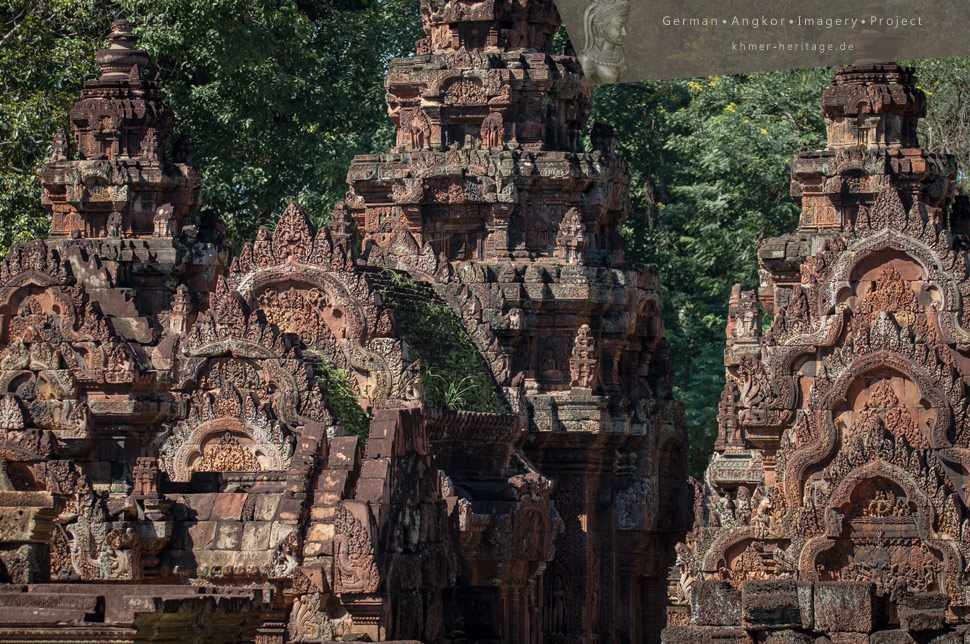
[417,0,559,54]
[790,63,954,233]
[822,63,926,150]
[41,18,200,239]
[95,19,150,80]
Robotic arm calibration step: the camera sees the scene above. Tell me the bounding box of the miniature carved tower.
[668,64,970,642]
[41,19,200,241]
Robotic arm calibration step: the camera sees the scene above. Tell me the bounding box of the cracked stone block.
[870,631,916,644]
[757,629,814,644]
[662,626,754,644]
[742,579,800,630]
[896,592,949,632]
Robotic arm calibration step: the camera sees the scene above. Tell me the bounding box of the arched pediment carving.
[160,384,293,482]
[240,270,372,341]
[222,202,422,403]
[0,240,69,291]
[780,352,956,508]
[798,464,963,602]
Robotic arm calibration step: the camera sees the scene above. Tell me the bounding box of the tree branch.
[0,165,31,175]
[0,0,43,48]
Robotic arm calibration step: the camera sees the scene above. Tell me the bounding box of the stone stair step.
[0,592,100,612]
[0,606,90,624]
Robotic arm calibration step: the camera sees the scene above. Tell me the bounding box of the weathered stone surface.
[742,579,800,630]
[663,626,754,644]
[829,635,870,644]
[897,592,949,632]
[928,633,961,644]
[870,631,917,644]
[757,631,814,644]
[814,583,874,634]
[797,583,814,631]
[692,580,742,626]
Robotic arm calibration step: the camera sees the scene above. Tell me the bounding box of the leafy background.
[3,1,969,474]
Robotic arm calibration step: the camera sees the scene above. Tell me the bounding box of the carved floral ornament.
[779,344,965,501]
[756,189,970,351]
[215,201,424,402]
[1,283,114,348]
[160,384,291,481]
[235,201,356,275]
[699,466,962,598]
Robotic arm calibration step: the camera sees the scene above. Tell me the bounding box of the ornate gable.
[671,64,970,640]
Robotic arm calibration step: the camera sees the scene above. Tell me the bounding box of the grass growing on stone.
[307,353,373,441]
[378,269,509,414]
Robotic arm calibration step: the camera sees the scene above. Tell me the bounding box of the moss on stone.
[307,353,372,441]
[377,269,509,414]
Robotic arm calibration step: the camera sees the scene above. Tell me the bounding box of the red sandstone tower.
[345,0,688,640]
[0,9,686,644]
[668,64,970,642]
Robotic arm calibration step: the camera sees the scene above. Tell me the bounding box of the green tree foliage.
[310,356,373,441]
[594,71,829,476]
[0,0,104,250]
[914,58,970,193]
[0,0,423,253]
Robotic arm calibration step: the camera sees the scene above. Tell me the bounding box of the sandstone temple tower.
[0,6,686,644]
[345,0,688,638]
[667,64,970,642]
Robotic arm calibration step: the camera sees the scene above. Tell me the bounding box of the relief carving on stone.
[675,65,970,637]
[333,502,380,595]
[569,324,597,389]
[161,383,290,481]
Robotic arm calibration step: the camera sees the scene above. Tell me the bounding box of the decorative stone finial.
[419,0,559,53]
[42,17,200,239]
[822,63,926,150]
[555,208,588,265]
[50,128,71,162]
[96,19,149,80]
